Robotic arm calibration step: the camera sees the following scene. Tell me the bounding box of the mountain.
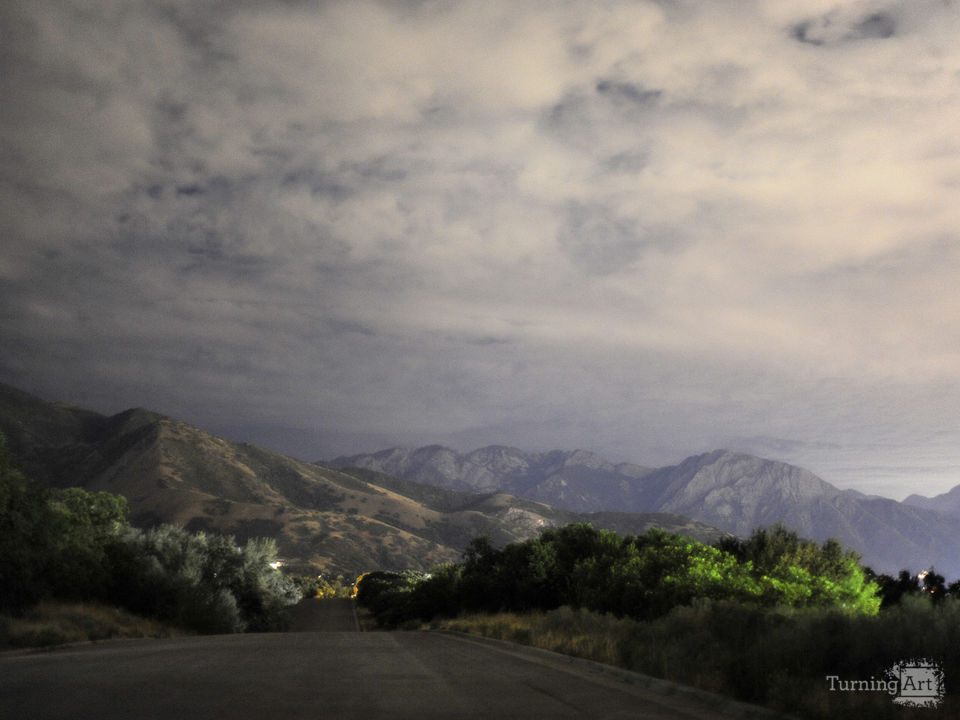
[628,450,960,577]
[0,383,724,578]
[903,486,960,519]
[330,445,653,512]
[331,445,960,578]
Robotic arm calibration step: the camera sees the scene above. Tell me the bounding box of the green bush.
[106,526,300,633]
[359,523,880,627]
[354,570,430,627]
[291,573,353,599]
[0,438,56,612]
[0,436,299,632]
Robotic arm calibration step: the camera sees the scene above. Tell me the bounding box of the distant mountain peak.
[326,443,960,576]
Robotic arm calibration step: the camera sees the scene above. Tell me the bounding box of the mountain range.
[4,379,958,579]
[331,445,960,578]
[0,383,723,577]
[330,445,653,511]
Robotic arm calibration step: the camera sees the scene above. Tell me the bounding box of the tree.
[873,569,920,608]
[47,487,129,599]
[105,525,299,633]
[0,434,55,611]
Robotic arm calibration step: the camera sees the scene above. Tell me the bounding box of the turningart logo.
[826,658,944,709]
[888,659,945,709]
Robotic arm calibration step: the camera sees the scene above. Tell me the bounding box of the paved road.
[0,602,763,719]
[286,597,359,631]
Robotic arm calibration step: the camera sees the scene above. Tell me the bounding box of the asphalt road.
[285,596,359,631]
[0,601,763,720]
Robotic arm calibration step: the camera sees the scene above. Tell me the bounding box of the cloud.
[3,0,960,496]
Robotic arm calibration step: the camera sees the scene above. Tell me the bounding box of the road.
[285,596,359,631]
[0,600,771,719]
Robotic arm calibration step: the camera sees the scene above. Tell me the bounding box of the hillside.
[0,383,725,577]
[332,445,960,577]
[904,485,960,519]
[330,445,653,512]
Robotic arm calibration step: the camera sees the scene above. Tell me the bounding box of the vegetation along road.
[1,599,777,720]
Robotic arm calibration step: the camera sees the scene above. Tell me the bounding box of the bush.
[0,601,182,649]
[359,523,881,627]
[0,437,299,633]
[106,526,300,633]
[0,434,64,612]
[292,574,353,599]
[0,436,127,611]
[354,570,430,627]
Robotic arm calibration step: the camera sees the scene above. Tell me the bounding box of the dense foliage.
[290,573,354,600]
[356,523,881,627]
[107,526,300,632]
[0,435,299,632]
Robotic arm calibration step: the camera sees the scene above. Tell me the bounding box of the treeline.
[0,437,299,633]
[356,522,881,627]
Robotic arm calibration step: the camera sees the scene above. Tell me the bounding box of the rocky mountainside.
[331,445,960,578]
[0,383,724,578]
[330,445,652,512]
[903,485,960,519]
[629,450,960,577]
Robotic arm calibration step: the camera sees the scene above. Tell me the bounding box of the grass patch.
[434,601,959,720]
[355,606,380,632]
[0,602,185,650]
[439,609,624,667]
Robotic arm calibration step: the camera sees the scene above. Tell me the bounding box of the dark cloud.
[556,203,680,275]
[595,80,662,107]
[791,9,898,46]
[853,13,897,40]
[557,204,641,275]
[602,152,649,174]
[280,168,352,200]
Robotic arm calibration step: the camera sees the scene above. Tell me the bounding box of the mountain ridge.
[0,382,726,578]
[330,444,655,511]
[904,485,960,518]
[330,444,960,577]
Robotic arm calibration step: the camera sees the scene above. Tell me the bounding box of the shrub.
[106,526,300,633]
[360,523,880,627]
[0,435,59,612]
[0,601,182,648]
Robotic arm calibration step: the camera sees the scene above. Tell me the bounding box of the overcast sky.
[3,0,960,499]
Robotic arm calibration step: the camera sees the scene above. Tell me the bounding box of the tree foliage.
[356,523,882,627]
[0,435,299,631]
[107,526,300,633]
[0,435,56,611]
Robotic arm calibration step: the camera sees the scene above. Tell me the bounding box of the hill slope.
[330,445,653,512]
[332,445,960,577]
[0,383,725,577]
[904,485,960,519]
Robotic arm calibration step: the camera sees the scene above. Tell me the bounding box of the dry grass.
[355,606,380,632]
[437,608,623,667]
[0,602,185,650]
[433,605,958,720]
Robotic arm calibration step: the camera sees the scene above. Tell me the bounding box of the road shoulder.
[432,630,799,720]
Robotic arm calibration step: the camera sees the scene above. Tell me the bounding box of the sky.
[3,0,960,500]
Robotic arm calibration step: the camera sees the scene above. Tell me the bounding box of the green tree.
[0,434,55,611]
[47,487,129,599]
[106,525,299,633]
